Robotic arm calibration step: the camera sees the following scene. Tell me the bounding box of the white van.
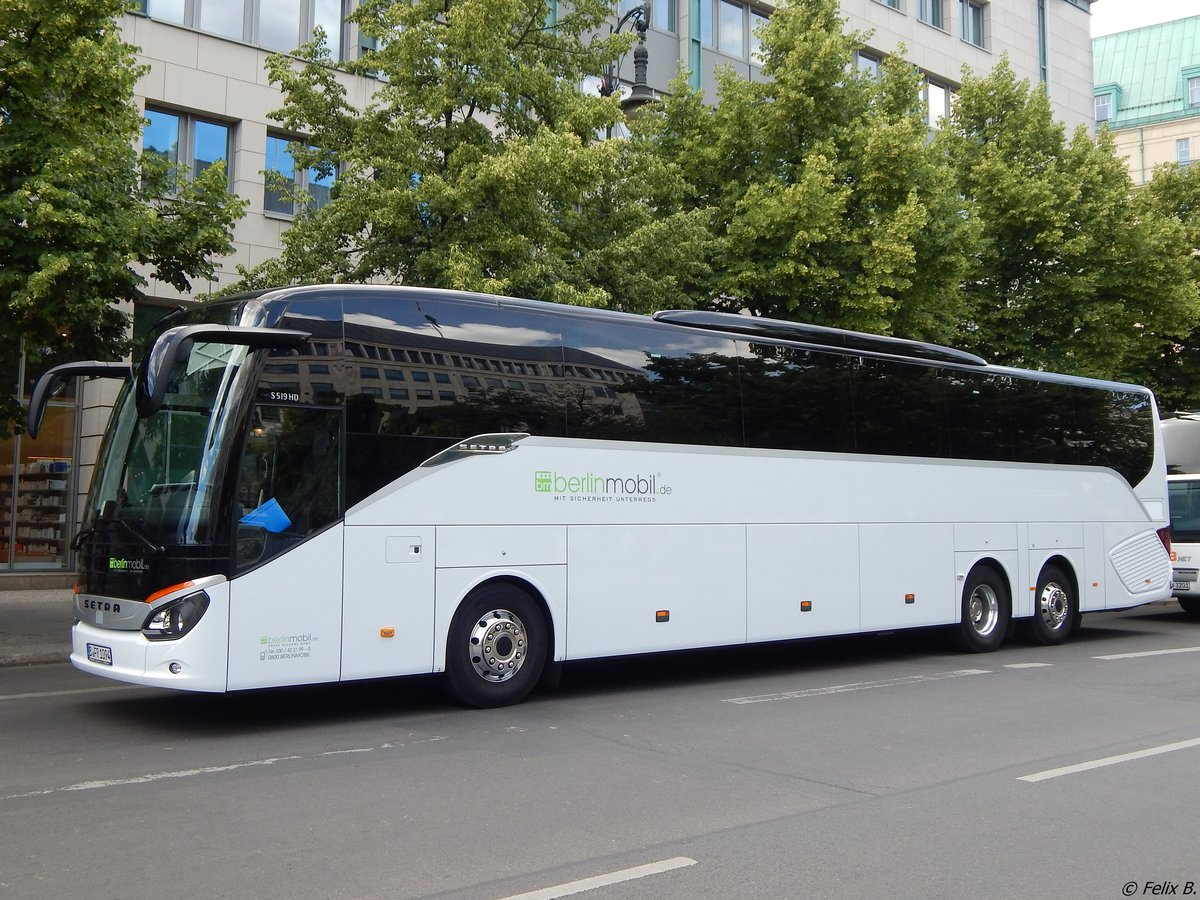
[1167,474,1200,616]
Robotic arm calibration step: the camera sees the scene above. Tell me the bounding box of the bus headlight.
[142,592,210,641]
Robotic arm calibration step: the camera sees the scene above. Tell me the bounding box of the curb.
[0,651,71,668]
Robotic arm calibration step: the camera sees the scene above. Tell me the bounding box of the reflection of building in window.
[265,134,335,216]
[143,108,231,186]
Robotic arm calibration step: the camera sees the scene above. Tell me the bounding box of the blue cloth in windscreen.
[239,498,292,533]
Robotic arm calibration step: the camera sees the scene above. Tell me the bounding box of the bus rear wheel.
[1179,597,1200,617]
[444,583,548,708]
[954,565,1010,652]
[1024,565,1076,645]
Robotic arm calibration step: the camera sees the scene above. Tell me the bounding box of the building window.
[141,0,345,60]
[917,0,944,28]
[749,11,769,65]
[701,0,767,60]
[925,80,950,129]
[1095,93,1113,123]
[651,0,676,32]
[143,108,231,186]
[875,0,900,9]
[718,0,744,57]
[1189,76,1200,108]
[143,0,185,23]
[960,0,985,47]
[1037,0,1048,82]
[856,51,882,79]
[1178,138,1192,166]
[264,134,334,216]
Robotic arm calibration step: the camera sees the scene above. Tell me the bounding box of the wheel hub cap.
[468,609,527,683]
[970,584,1000,636]
[1038,583,1069,630]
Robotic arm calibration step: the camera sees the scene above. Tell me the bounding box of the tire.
[1024,564,1076,645]
[954,565,1011,652]
[444,583,548,708]
[1179,597,1200,617]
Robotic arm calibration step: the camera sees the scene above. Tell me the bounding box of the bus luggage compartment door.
[341,525,436,680]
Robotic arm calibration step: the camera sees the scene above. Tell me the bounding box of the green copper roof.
[1092,15,1200,128]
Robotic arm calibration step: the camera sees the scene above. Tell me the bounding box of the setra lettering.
[82,599,121,614]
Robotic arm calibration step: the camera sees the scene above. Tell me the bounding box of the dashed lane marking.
[1018,737,1200,783]
[723,668,992,705]
[497,857,698,900]
[1092,646,1200,661]
[0,737,447,801]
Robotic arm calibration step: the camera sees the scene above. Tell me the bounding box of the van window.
[1168,479,1200,543]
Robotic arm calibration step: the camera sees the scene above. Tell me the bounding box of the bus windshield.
[87,338,253,549]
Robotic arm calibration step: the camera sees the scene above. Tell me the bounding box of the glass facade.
[1,398,78,571]
[141,0,345,60]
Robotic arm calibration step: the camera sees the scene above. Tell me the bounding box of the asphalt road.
[2,604,1199,900]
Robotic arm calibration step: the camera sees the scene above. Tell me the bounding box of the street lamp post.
[599,3,655,132]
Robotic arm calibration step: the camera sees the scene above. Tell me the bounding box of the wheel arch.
[962,556,1013,599]
[434,569,562,674]
[1036,554,1079,602]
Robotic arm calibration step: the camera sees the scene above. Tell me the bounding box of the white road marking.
[1092,646,1200,661]
[0,686,134,702]
[723,669,992,705]
[1018,737,1200,783]
[498,857,697,900]
[0,736,447,802]
[1004,663,1054,669]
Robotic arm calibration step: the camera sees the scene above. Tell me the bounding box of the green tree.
[936,58,1198,381]
[1135,162,1200,411]
[236,0,712,313]
[636,0,978,340]
[0,0,246,435]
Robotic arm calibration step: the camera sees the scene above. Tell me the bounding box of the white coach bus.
[29,285,1172,706]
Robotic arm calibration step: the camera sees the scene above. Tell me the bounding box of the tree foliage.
[635,0,979,341]
[0,0,246,435]
[936,59,1199,383]
[237,0,712,313]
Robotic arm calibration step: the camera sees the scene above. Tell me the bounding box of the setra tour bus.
[29,285,1173,707]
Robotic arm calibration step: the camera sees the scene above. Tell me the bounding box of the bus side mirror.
[27,362,133,438]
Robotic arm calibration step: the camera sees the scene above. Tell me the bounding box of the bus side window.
[236,404,342,572]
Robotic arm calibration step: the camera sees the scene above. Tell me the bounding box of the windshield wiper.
[95,501,166,556]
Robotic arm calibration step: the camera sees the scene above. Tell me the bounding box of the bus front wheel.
[955,565,1011,653]
[444,583,548,708]
[1024,565,1076,645]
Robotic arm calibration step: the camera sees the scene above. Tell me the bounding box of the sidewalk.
[0,590,76,667]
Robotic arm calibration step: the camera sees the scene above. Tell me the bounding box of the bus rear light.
[142,591,210,641]
[1158,527,1172,555]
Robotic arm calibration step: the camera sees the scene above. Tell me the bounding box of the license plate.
[1172,581,1192,592]
[86,643,113,666]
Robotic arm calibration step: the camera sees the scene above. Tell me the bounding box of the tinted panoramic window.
[739,342,854,453]
[942,370,1016,461]
[851,358,949,459]
[560,317,740,446]
[337,294,565,504]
